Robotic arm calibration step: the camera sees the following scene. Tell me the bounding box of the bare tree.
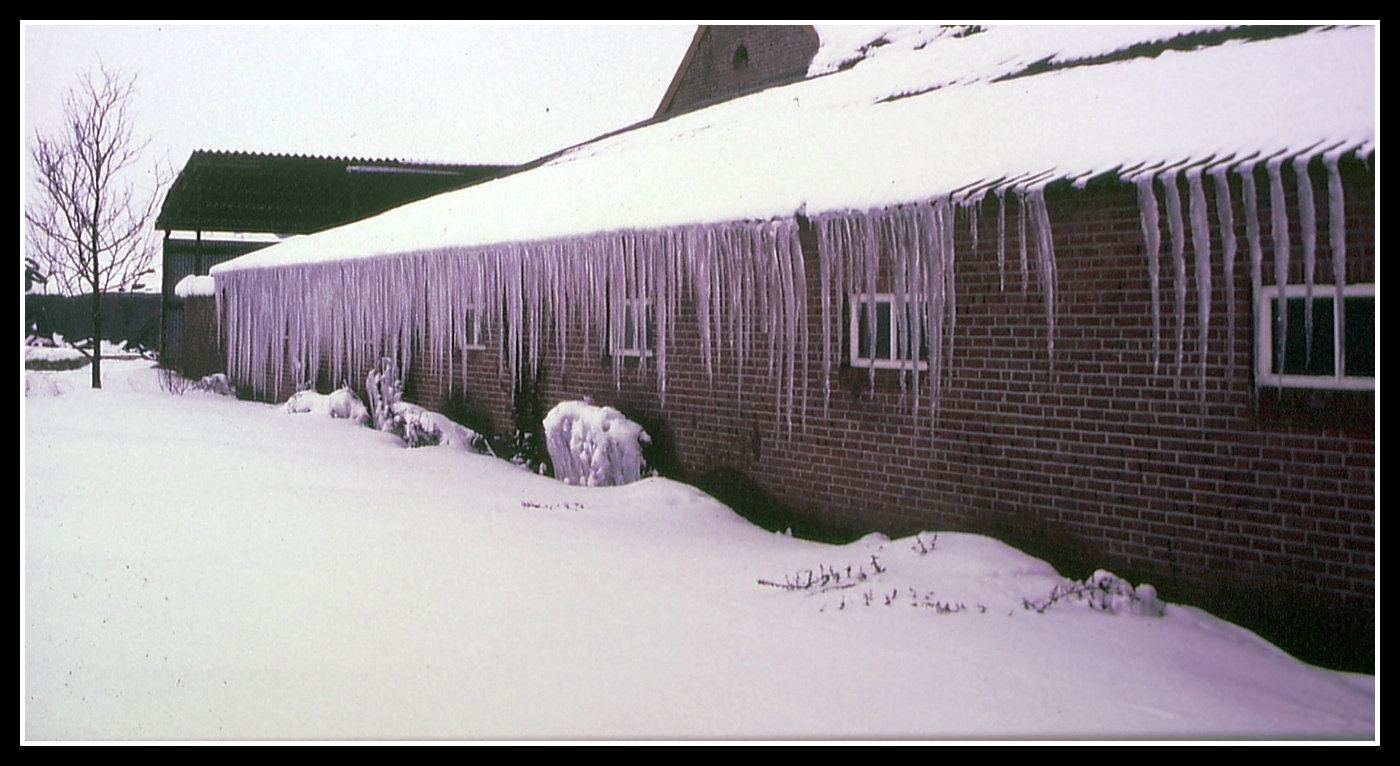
[25,65,169,388]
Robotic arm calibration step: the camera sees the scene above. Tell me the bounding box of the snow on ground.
[23,361,1375,741]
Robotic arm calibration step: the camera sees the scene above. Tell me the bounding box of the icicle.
[902,209,922,425]
[1324,155,1347,374]
[1187,172,1212,408]
[1241,165,1264,363]
[1028,189,1057,363]
[1161,170,1188,379]
[1135,177,1163,375]
[1017,194,1029,296]
[940,197,958,380]
[1208,167,1237,373]
[863,212,879,387]
[996,192,1007,292]
[791,222,809,433]
[817,217,833,415]
[924,201,945,435]
[1293,156,1318,367]
[1266,160,1291,377]
[891,213,909,393]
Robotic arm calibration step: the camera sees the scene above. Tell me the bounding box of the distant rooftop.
[156,150,513,234]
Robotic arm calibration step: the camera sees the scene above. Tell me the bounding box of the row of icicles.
[217,151,1354,438]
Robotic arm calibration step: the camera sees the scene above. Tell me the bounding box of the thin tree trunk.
[91,291,103,389]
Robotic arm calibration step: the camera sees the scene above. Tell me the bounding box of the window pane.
[1344,295,1374,377]
[900,304,929,361]
[464,308,478,346]
[1272,296,1335,376]
[623,307,639,350]
[857,302,879,359]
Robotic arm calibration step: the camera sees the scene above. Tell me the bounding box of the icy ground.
[22,361,1375,741]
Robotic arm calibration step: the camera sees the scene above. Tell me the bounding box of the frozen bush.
[1023,569,1166,617]
[195,373,237,397]
[283,386,369,425]
[365,357,404,433]
[543,401,652,487]
[387,402,493,453]
[327,387,370,425]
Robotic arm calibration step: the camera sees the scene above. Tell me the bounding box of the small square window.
[850,294,929,369]
[613,299,654,358]
[1256,283,1373,390]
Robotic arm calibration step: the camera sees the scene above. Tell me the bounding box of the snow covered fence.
[543,401,653,487]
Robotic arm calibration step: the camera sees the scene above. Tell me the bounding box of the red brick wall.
[399,163,1375,669]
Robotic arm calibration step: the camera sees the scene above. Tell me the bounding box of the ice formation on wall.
[812,187,1057,431]
[1128,151,1360,393]
[218,220,811,430]
[1324,154,1348,368]
[1134,177,1164,375]
[1207,164,1237,374]
[217,149,1361,445]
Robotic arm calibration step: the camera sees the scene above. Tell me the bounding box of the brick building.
[210,26,1376,671]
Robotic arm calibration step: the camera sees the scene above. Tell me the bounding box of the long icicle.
[1267,159,1291,377]
[1324,155,1348,375]
[1161,170,1188,380]
[1209,167,1237,374]
[1187,171,1213,409]
[1293,155,1318,367]
[1136,176,1163,375]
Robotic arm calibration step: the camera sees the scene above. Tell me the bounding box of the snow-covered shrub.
[283,386,369,425]
[386,402,493,453]
[1023,569,1166,617]
[327,387,370,424]
[358,358,491,452]
[543,400,652,487]
[194,373,237,397]
[365,357,404,433]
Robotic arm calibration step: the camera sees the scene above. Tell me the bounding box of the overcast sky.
[21,23,699,172]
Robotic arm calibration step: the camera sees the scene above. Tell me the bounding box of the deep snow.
[22,361,1375,741]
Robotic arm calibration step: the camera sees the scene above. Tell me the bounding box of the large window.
[1256,283,1374,390]
[849,294,929,369]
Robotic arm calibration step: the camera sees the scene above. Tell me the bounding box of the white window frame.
[849,293,929,370]
[612,299,654,358]
[462,305,486,351]
[1255,282,1373,390]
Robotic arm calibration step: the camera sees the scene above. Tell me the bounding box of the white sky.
[21,23,699,170]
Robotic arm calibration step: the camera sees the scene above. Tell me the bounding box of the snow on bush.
[1023,569,1166,617]
[385,401,493,453]
[365,357,404,433]
[283,387,370,425]
[352,357,491,452]
[195,373,236,397]
[543,400,652,487]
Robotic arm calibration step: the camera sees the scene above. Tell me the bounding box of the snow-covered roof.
[173,274,216,298]
[214,25,1375,274]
